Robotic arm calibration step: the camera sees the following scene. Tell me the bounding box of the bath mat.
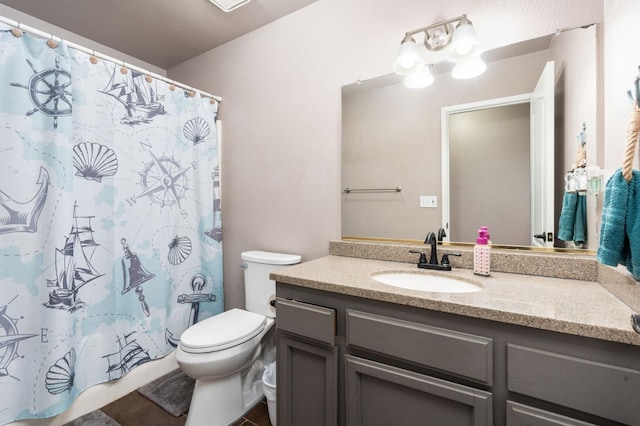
[63,409,121,426]
[138,369,195,417]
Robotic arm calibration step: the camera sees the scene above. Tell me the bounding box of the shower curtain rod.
[0,15,222,103]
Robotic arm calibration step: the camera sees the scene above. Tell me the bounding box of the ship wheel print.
[137,151,190,216]
[0,304,37,377]
[10,57,72,129]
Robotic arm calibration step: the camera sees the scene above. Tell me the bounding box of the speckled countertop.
[271,241,640,347]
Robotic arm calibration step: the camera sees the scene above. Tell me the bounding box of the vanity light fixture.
[393,14,486,87]
[208,0,251,12]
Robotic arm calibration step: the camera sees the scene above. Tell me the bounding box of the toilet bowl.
[176,250,301,426]
[176,309,274,426]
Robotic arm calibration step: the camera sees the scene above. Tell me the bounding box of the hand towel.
[597,168,640,280]
[558,191,577,242]
[573,193,587,246]
[597,169,628,266]
[623,170,640,279]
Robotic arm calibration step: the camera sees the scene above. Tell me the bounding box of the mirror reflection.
[342,25,598,250]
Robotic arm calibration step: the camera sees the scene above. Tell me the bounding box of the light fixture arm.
[403,14,467,39]
[402,14,468,52]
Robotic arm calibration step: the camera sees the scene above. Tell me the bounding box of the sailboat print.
[103,331,151,380]
[44,202,103,311]
[100,65,165,125]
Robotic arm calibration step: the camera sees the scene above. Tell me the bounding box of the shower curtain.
[0,24,223,424]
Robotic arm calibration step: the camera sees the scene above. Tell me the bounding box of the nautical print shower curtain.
[0,24,223,424]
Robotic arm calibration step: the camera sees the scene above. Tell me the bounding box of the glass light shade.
[446,19,482,62]
[403,66,434,88]
[392,38,424,74]
[451,55,487,79]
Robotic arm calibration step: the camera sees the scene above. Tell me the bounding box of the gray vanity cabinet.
[276,298,338,426]
[276,282,640,426]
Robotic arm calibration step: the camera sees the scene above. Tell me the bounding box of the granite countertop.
[272,254,640,346]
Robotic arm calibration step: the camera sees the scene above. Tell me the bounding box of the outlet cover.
[419,195,437,208]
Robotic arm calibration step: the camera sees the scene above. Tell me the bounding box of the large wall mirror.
[342,24,598,251]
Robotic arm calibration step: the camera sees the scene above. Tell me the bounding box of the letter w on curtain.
[0,24,223,423]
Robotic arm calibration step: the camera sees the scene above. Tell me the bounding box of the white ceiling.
[0,0,318,69]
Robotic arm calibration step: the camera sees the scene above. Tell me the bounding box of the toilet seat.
[179,308,267,354]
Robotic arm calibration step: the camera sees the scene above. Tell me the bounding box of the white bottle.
[474,227,490,276]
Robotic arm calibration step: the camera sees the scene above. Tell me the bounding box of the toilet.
[176,250,301,426]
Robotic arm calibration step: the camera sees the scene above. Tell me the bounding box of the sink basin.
[371,272,482,293]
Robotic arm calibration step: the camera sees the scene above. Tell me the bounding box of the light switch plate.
[419,195,437,208]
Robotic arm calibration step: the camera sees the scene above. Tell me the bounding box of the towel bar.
[343,186,402,194]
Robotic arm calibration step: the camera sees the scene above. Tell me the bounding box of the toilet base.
[185,368,264,426]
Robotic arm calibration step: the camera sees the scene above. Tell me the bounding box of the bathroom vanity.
[273,242,640,426]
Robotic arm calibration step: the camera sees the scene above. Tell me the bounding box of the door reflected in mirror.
[341,25,597,251]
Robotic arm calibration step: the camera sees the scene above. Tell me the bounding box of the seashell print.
[183,117,210,145]
[168,235,192,265]
[45,348,76,395]
[73,142,119,182]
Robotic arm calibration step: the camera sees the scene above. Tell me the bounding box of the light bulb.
[446,18,482,62]
[451,55,487,79]
[403,66,434,88]
[392,37,424,74]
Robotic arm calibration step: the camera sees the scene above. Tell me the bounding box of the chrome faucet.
[409,231,460,271]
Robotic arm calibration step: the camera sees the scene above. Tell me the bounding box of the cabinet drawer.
[276,298,336,345]
[506,401,596,426]
[346,355,492,426]
[346,309,493,384]
[507,344,640,425]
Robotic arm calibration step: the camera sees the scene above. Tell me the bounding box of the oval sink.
[371,272,482,293]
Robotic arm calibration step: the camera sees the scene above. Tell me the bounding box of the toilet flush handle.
[240,262,248,269]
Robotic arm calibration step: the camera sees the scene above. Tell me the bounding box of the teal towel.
[558,192,577,241]
[573,193,587,245]
[597,168,640,280]
[623,170,640,279]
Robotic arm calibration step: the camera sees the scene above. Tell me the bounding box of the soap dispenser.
[474,227,490,276]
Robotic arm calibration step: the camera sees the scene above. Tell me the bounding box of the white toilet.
[176,250,300,426]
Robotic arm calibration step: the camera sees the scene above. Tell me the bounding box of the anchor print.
[0,167,49,235]
[165,273,216,347]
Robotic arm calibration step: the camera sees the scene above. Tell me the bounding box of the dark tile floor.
[101,391,272,426]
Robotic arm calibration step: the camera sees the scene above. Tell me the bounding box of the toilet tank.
[241,250,301,318]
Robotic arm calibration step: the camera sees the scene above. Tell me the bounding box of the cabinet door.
[277,332,337,426]
[345,355,492,426]
[507,401,596,426]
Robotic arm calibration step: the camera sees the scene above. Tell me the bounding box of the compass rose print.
[9,57,72,129]
[0,302,37,378]
[137,151,190,216]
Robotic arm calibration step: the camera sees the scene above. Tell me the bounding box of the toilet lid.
[179,308,267,354]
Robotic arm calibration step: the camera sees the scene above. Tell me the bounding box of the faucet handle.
[440,253,461,266]
[409,250,428,264]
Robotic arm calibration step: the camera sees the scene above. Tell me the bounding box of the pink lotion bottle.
[474,227,491,276]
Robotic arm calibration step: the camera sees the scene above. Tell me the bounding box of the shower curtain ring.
[47,34,58,49]
[89,50,98,64]
[120,61,128,75]
[10,22,23,38]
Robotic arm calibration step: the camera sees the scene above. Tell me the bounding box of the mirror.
[342,25,598,250]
